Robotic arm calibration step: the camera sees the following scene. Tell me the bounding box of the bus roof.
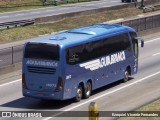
[29,24,135,48]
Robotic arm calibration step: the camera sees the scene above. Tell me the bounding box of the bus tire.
[123,69,129,82]
[74,85,82,102]
[83,81,92,99]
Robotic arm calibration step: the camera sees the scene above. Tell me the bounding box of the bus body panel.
[22,24,141,100]
[24,59,59,91]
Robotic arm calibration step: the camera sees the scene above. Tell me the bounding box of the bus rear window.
[25,43,59,60]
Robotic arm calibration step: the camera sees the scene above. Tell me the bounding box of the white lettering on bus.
[80,51,126,71]
[26,60,58,67]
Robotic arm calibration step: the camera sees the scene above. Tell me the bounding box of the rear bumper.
[23,88,65,100]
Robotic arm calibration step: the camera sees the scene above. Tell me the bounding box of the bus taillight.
[22,73,27,89]
[55,77,63,92]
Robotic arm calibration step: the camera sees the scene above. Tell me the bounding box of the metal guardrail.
[0,45,23,67]
[0,14,160,68]
[0,19,35,30]
[120,14,160,32]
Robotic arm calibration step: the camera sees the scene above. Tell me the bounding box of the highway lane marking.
[152,52,160,57]
[56,8,70,11]
[109,1,117,3]
[15,14,25,16]
[42,70,160,120]
[145,37,160,44]
[46,10,55,12]
[88,4,96,6]
[0,16,9,18]
[97,2,108,5]
[0,79,21,87]
[30,11,40,14]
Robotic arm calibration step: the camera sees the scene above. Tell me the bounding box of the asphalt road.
[0,0,140,23]
[0,32,160,120]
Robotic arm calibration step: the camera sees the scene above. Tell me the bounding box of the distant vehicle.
[122,0,137,2]
[22,24,144,102]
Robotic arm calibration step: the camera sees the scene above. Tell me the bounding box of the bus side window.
[66,44,84,64]
[102,33,130,54]
[91,40,103,58]
[122,33,131,51]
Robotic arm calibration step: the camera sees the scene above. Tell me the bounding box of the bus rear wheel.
[74,85,82,102]
[123,70,129,82]
[83,82,92,99]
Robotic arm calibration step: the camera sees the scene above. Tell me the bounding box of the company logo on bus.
[26,60,58,67]
[80,51,125,71]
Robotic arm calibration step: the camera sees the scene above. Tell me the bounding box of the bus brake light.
[55,77,63,92]
[22,73,27,89]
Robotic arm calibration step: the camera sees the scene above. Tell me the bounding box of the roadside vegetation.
[0,0,43,12]
[119,99,160,120]
[0,0,95,13]
[0,8,142,44]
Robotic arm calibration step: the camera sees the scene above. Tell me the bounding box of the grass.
[0,0,44,12]
[118,99,160,120]
[0,0,95,13]
[0,8,142,44]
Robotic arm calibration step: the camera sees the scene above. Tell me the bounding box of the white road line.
[15,14,24,16]
[152,52,160,56]
[86,3,96,6]
[30,11,40,14]
[56,8,70,11]
[109,1,117,3]
[43,70,160,120]
[46,10,55,12]
[0,79,21,87]
[0,16,9,18]
[60,8,69,10]
[97,2,107,5]
[145,38,160,44]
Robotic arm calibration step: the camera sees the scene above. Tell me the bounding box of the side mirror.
[135,37,144,47]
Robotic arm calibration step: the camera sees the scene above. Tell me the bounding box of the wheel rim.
[77,87,82,100]
[86,83,91,96]
[124,71,129,82]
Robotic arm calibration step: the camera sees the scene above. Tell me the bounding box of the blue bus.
[22,24,144,102]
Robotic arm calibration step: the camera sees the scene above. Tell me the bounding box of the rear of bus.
[22,42,65,100]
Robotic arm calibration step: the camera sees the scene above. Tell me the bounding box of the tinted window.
[105,33,131,53]
[66,33,130,65]
[129,32,138,58]
[25,43,59,60]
